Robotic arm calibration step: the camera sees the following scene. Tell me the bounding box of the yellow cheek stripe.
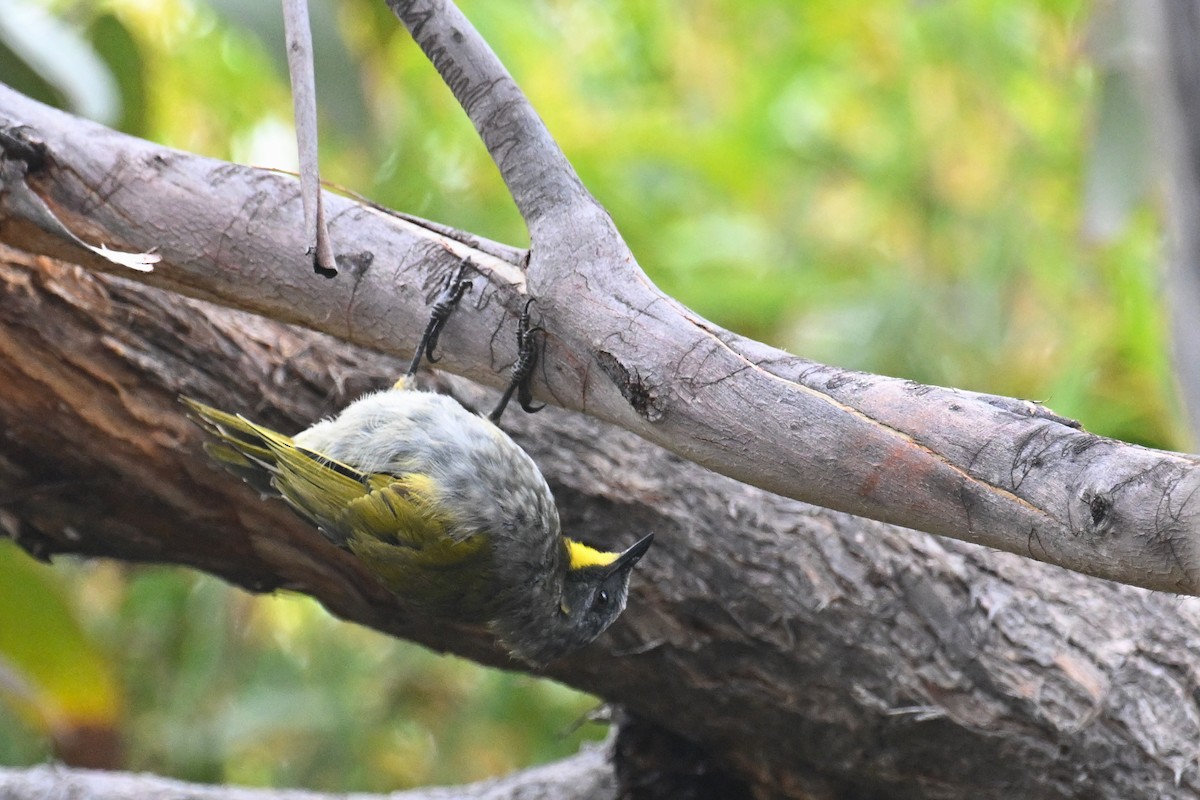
[566,538,619,571]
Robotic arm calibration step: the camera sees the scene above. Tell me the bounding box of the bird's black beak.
[605,533,654,576]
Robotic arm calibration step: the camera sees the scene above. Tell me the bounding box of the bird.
[184,260,653,665]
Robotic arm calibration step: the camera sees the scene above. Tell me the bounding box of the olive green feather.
[183,397,490,611]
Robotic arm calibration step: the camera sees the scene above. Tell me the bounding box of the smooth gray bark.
[1150,0,1200,445]
[282,0,336,278]
[0,746,615,800]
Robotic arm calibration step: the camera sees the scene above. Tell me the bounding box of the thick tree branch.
[1,84,1198,594]
[0,249,1198,798]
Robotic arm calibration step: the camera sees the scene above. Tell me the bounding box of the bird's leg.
[489,298,545,423]
[405,259,474,377]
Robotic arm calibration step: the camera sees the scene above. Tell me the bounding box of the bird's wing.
[339,481,490,602]
[266,441,489,601]
[184,398,464,553]
[246,424,451,550]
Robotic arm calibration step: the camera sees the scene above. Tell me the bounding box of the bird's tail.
[182,397,385,547]
[181,397,290,497]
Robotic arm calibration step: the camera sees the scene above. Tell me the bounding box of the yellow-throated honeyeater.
[185,262,652,665]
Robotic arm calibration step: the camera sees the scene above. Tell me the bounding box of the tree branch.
[385,0,596,236]
[0,248,1198,798]
[283,0,338,278]
[0,745,615,800]
[1151,0,1200,444]
[1,80,1198,594]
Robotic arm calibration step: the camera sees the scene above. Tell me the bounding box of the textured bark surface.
[1,250,1199,799]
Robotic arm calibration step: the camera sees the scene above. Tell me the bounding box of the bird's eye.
[593,589,610,610]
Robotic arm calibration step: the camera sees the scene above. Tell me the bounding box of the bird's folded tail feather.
[182,397,290,494]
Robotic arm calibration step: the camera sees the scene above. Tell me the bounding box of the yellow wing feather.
[185,396,495,615]
[183,397,467,553]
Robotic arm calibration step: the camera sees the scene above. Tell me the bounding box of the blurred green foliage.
[0,0,1180,792]
[0,542,603,789]
[0,541,121,761]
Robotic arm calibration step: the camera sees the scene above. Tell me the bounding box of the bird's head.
[499,533,654,667]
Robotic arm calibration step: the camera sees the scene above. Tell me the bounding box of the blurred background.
[0,0,1183,792]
